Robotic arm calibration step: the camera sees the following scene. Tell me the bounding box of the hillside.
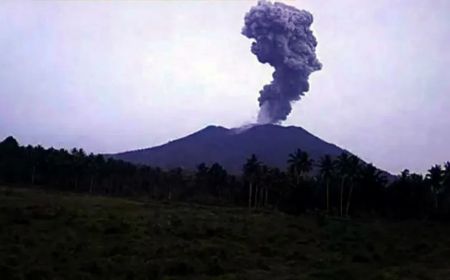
[112,124,347,173]
[1,186,450,280]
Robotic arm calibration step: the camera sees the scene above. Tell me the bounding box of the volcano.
[110,124,361,174]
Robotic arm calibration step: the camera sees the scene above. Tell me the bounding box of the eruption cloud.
[242,0,322,124]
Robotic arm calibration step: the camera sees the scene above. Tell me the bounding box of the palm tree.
[318,155,335,214]
[208,163,228,199]
[357,163,386,213]
[336,153,350,217]
[195,163,209,193]
[258,165,269,208]
[400,169,410,181]
[167,167,184,200]
[87,154,104,193]
[265,167,287,210]
[288,149,314,186]
[70,148,87,191]
[427,164,444,210]
[345,155,361,216]
[243,154,261,209]
[258,165,281,208]
[362,164,386,185]
[443,162,450,189]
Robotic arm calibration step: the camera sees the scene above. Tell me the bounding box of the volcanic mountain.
[111,124,357,174]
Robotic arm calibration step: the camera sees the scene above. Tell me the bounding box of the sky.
[0,0,449,174]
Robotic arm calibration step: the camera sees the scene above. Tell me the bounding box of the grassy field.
[1,187,450,280]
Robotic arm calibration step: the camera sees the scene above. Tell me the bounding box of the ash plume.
[242,0,322,124]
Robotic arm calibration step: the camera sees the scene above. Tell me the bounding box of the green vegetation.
[1,187,450,280]
[2,136,450,220]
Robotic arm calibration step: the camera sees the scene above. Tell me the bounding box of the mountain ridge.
[111,124,361,174]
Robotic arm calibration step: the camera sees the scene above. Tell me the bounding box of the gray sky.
[1,0,449,174]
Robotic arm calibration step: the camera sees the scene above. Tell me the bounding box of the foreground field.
[1,187,450,280]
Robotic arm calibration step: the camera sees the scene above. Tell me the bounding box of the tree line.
[1,136,450,219]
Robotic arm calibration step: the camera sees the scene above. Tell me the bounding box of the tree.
[389,170,433,218]
[167,168,184,200]
[258,165,277,208]
[357,163,386,214]
[443,162,450,189]
[208,163,228,199]
[263,167,287,210]
[243,154,260,209]
[0,136,22,183]
[438,162,450,217]
[318,155,335,214]
[87,154,104,193]
[70,148,87,190]
[336,153,350,216]
[426,164,444,210]
[400,169,410,181]
[345,155,361,216]
[195,163,209,193]
[287,149,314,186]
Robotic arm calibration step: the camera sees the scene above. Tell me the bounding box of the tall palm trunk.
[248,182,253,209]
[433,187,439,211]
[254,185,259,208]
[326,178,330,214]
[31,166,36,185]
[259,187,264,208]
[340,177,346,217]
[256,185,260,208]
[345,180,354,217]
[265,187,268,208]
[89,175,94,193]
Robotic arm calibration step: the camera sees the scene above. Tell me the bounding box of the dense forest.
[1,136,449,220]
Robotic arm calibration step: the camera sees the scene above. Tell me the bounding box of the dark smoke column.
[242,0,322,124]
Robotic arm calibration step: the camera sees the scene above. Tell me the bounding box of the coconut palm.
[288,149,314,186]
[243,154,261,209]
[426,164,444,210]
[318,155,335,214]
[344,155,361,216]
[336,153,351,216]
[443,162,450,189]
[208,163,228,199]
[357,163,386,213]
[400,169,410,181]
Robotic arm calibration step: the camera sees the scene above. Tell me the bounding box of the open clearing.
[1,187,450,280]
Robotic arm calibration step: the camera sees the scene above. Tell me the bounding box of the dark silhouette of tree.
[258,165,276,208]
[388,170,433,218]
[427,164,444,210]
[439,162,450,217]
[345,155,361,217]
[243,154,260,209]
[167,168,184,200]
[355,163,387,214]
[318,155,335,214]
[195,163,209,194]
[288,149,313,186]
[208,163,228,199]
[336,153,351,217]
[263,167,287,210]
[444,162,450,188]
[0,136,21,183]
[2,135,450,220]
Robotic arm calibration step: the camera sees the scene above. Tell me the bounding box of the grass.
[1,186,450,280]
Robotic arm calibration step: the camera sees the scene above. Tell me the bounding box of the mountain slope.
[111,124,348,173]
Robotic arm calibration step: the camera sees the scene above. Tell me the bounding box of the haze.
[1,0,449,174]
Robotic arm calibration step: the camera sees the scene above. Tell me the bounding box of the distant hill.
[111,124,356,174]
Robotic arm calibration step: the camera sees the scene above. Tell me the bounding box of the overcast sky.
[1,0,449,174]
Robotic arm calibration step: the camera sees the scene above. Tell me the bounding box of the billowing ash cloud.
[242,0,322,124]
